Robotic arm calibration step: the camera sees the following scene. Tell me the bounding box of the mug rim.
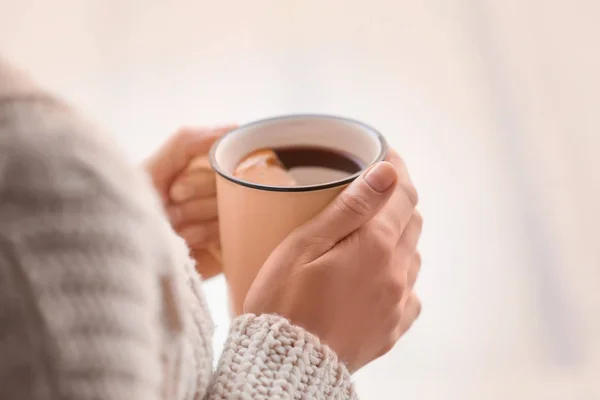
[208,113,388,193]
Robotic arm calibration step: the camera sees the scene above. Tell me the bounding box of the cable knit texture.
[0,59,357,400]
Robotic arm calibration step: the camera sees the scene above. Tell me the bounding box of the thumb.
[145,125,236,194]
[303,161,398,244]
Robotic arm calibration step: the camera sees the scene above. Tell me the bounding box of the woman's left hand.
[144,125,237,279]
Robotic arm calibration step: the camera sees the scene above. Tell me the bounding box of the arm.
[0,61,179,400]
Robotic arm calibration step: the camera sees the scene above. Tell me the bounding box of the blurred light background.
[1,0,598,398]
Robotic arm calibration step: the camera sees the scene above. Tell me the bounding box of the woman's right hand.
[244,150,423,372]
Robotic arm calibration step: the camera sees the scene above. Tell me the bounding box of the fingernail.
[171,184,194,202]
[364,162,397,193]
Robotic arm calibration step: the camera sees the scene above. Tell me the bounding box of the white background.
[1,0,599,398]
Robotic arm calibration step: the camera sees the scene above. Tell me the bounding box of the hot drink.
[209,114,386,315]
[234,146,364,186]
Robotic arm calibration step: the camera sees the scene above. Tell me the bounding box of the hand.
[144,125,237,278]
[244,150,422,372]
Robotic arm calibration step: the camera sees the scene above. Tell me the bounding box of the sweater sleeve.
[204,314,358,400]
[0,61,179,400]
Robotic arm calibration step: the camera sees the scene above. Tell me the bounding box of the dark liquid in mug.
[274,146,364,176]
[233,146,365,186]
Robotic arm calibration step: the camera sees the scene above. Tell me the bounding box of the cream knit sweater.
[0,60,356,399]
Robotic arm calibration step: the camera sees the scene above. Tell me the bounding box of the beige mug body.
[209,114,387,316]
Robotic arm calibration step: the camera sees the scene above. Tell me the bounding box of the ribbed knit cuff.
[210,314,356,399]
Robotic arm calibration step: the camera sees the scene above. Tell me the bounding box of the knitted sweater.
[0,60,356,399]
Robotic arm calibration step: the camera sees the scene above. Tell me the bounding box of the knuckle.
[369,232,388,252]
[396,278,408,301]
[383,333,399,354]
[413,210,424,231]
[414,297,423,319]
[377,253,394,272]
[337,189,372,217]
[408,255,421,287]
[287,228,335,259]
[399,182,419,207]
[414,252,422,269]
[385,276,407,303]
[367,234,394,266]
[287,227,311,249]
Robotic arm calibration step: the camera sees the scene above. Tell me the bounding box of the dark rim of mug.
[208,114,388,192]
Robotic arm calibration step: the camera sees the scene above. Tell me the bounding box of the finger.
[385,149,417,200]
[192,249,222,279]
[300,161,398,246]
[178,219,220,249]
[396,292,422,337]
[407,252,421,289]
[374,151,419,243]
[187,154,212,172]
[145,125,236,192]
[391,248,419,310]
[397,210,423,249]
[392,212,422,302]
[170,170,217,203]
[167,197,218,228]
